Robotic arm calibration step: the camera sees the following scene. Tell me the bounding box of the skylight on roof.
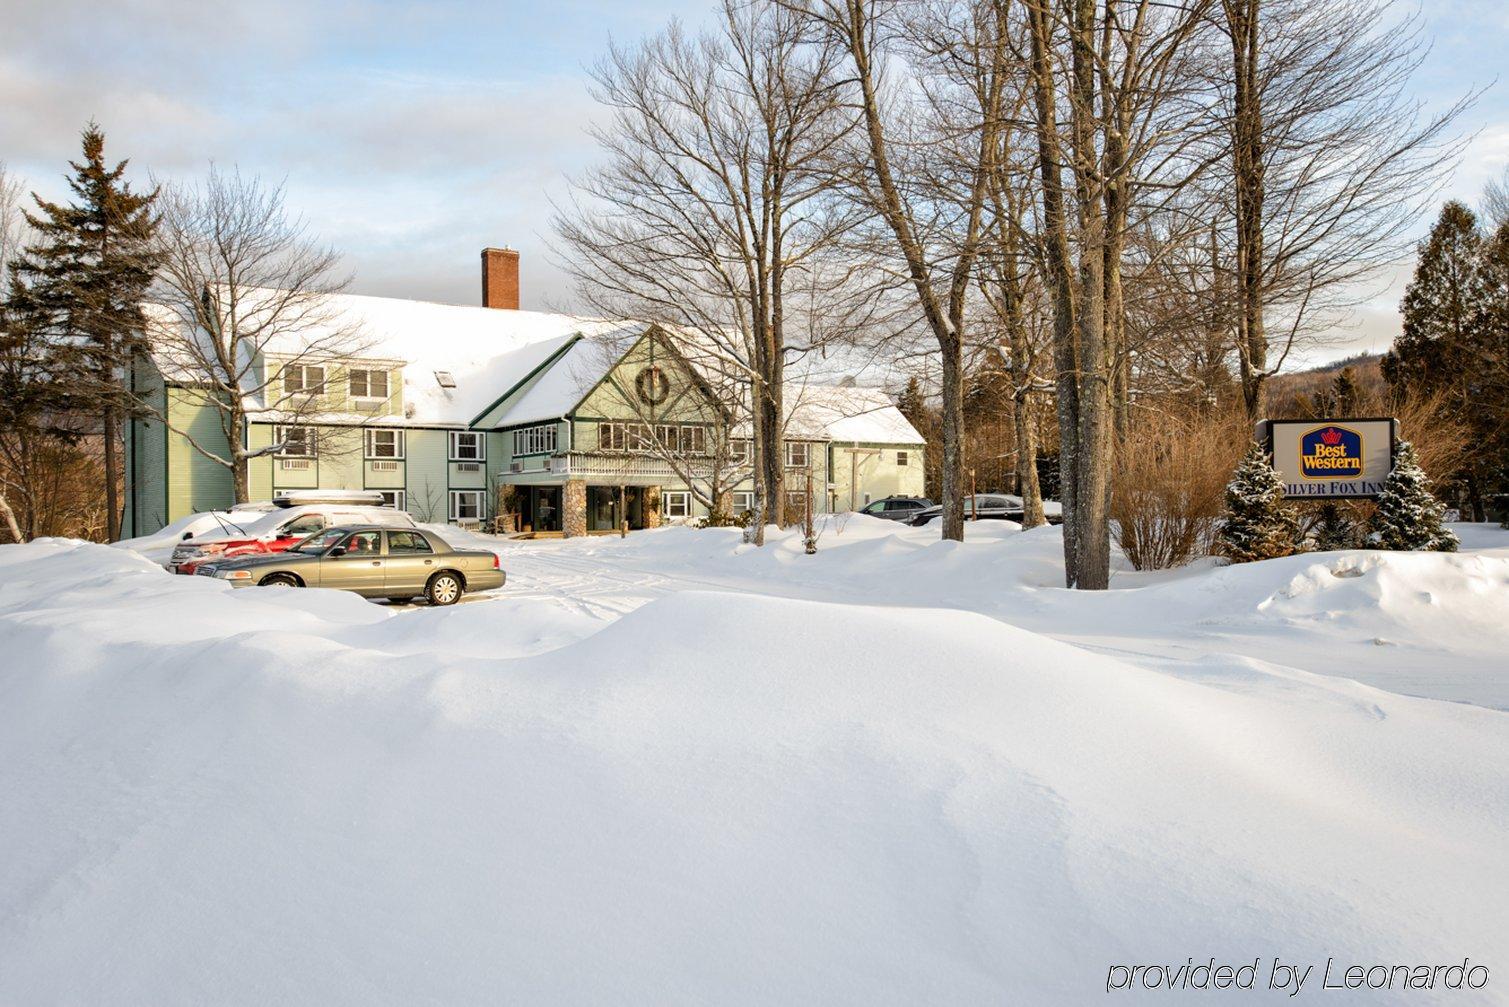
[434,371,457,389]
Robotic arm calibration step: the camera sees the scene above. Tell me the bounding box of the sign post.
[1257,418,1398,500]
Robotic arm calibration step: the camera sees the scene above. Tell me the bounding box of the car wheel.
[426,572,463,606]
[260,573,300,588]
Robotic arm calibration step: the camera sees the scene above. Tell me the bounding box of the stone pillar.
[644,485,662,528]
[563,479,587,538]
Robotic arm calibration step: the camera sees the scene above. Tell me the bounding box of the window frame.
[784,441,809,469]
[509,424,555,458]
[896,450,909,467]
[281,364,326,397]
[448,489,484,522]
[662,490,691,518]
[364,428,405,460]
[449,430,487,462]
[274,425,318,458]
[348,368,389,401]
[729,439,750,465]
[731,490,755,513]
[376,489,407,512]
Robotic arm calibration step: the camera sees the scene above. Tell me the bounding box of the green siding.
[167,388,233,522]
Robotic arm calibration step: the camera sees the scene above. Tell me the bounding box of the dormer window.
[434,371,456,389]
[349,368,389,400]
[282,364,325,397]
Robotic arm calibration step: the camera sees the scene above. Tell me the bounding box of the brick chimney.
[481,247,520,309]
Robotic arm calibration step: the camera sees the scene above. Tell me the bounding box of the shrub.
[1216,442,1300,563]
[1369,440,1458,551]
[1111,410,1242,570]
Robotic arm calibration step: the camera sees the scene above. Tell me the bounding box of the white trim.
[449,430,486,462]
[510,423,557,457]
[364,428,405,460]
[662,491,691,518]
[731,490,754,513]
[376,489,407,511]
[449,489,483,522]
[274,424,317,458]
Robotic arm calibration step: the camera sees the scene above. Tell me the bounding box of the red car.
[168,495,417,575]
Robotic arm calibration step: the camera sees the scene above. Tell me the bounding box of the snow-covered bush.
[1369,440,1458,552]
[1216,442,1300,563]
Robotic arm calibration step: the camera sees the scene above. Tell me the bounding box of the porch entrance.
[587,485,649,532]
[518,486,563,533]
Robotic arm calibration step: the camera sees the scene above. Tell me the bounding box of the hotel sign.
[1258,418,1397,499]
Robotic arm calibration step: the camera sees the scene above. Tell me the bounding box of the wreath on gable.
[635,365,670,406]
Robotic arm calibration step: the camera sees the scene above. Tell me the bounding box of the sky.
[3,0,1507,367]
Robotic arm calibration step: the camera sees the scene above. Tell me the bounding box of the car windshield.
[290,529,348,554]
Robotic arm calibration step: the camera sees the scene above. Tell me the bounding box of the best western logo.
[1299,425,1364,479]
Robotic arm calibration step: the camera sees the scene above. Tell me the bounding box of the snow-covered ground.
[2,520,1507,1003]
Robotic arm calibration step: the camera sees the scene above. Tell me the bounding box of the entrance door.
[531,486,563,532]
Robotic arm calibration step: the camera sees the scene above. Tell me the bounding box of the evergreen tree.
[1330,367,1361,415]
[1369,440,1458,551]
[1382,200,1489,519]
[896,375,926,429]
[11,123,159,541]
[1311,502,1361,551]
[1216,442,1300,563]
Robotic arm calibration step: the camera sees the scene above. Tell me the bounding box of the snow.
[147,290,643,425]
[483,333,612,428]
[785,383,925,443]
[2,522,1506,1003]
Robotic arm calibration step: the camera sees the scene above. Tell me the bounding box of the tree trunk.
[103,401,121,542]
[230,411,250,504]
[1228,0,1268,422]
[1014,393,1045,528]
[939,340,966,541]
[0,489,22,543]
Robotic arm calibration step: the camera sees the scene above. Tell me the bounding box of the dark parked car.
[858,496,933,521]
[908,494,1063,527]
[200,526,505,605]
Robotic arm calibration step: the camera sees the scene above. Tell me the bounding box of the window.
[785,441,809,468]
[730,439,750,464]
[364,428,404,459]
[449,490,483,522]
[348,368,389,400]
[896,450,909,467]
[338,531,381,556]
[509,424,555,457]
[731,490,755,513]
[388,530,433,554]
[281,513,327,536]
[655,425,680,453]
[376,490,407,512]
[275,425,317,458]
[450,431,486,461]
[681,426,706,455]
[281,364,325,397]
[662,491,690,518]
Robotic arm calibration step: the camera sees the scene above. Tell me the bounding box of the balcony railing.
[503,451,721,484]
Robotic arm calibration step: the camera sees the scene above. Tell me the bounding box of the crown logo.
[1320,428,1343,446]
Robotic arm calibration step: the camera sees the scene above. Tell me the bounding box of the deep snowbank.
[1,540,1505,1003]
[478,518,1509,708]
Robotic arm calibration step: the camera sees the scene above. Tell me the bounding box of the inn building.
[124,249,925,537]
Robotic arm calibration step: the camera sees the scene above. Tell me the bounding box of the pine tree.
[1369,441,1458,551]
[896,375,926,429]
[1382,201,1488,520]
[1311,502,1361,551]
[1216,442,1300,563]
[1330,367,1361,415]
[11,123,159,541]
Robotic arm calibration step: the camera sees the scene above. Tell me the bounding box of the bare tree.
[148,167,369,503]
[554,1,857,543]
[1213,0,1472,421]
[1484,167,1509,230]
[786,0,1013,542]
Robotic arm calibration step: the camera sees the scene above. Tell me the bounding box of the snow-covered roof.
[785,385,925,445]
[484,335,622,429]
[146,288,921,442]
[146,289,641,427]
